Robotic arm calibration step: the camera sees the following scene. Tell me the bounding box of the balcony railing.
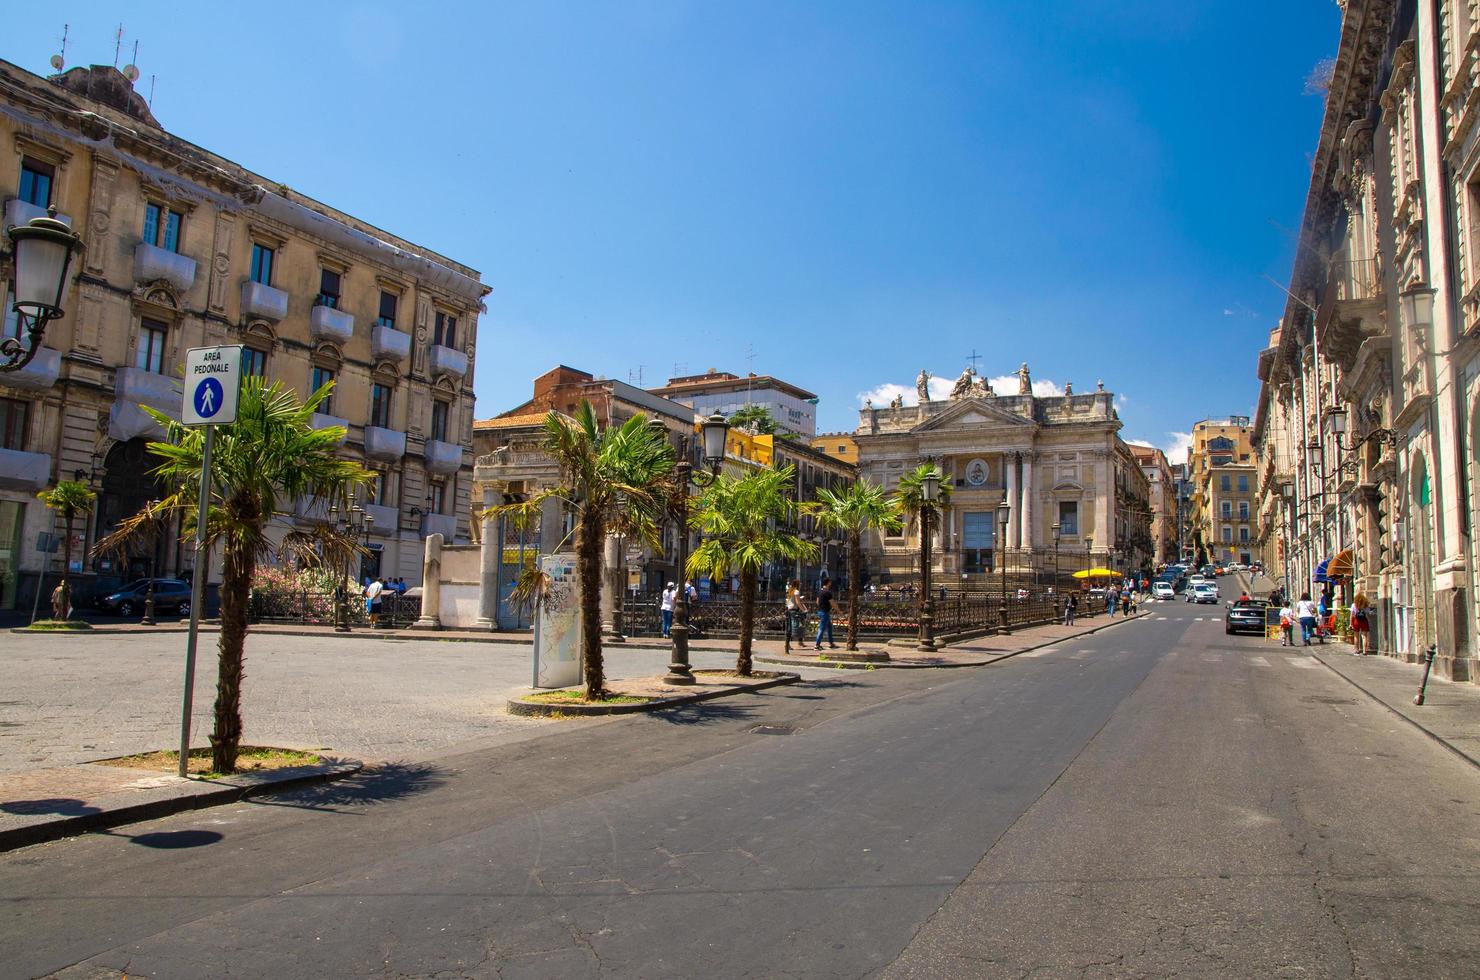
[424,438,463,474]
[2,345,59,390]
[0,447,51,491]
[4,198,72,229]
[371,324,411,362]
[1333,257,1381,303]
[364,426,406,461]
[133,242,197,292]
[428,345,468,380]
[241,280,289,321]
[310,303,354,345]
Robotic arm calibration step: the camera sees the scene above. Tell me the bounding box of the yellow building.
[1187,418,1258,566]
[0,61,487,608]
[810,432,858,467]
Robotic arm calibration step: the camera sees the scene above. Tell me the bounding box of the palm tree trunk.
[737,566,756,676]
[578,514,606,700]
[847,532,862,650]
[58,510,74,619]
[211,540,253,773]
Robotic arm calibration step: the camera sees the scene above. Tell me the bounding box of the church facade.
[854,365,1151,587]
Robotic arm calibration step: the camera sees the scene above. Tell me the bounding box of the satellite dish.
[49,54,64,70]
[122,64,140,82]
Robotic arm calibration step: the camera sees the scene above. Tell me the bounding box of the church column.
[1004,454,1018,557]
[1021,454,1034,556]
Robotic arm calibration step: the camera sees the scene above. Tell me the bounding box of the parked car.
[1151,581,1175,600]
[95,578,192,617]
[1225,598,1270,635]
[1189,583,1220,604]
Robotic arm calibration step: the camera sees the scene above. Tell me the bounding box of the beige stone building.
[852,366,1151,588]
[1187,418,1257,567]
[1250,0,1480,682]
[1129,445,1176,566]
[0,61,487,609]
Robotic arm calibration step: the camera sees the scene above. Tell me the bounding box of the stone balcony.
[294,495,331,524]
[371,324,411,362]
[428,345,468,380]
[310,303,354,346]
[363,425,406,461]
[310,412,349,444]
[2,345,60,391]
[0,447,51,491]
[1316,257,1386,371]
[363,502,398,536]
[241,280,289,321]
[133,242,197,292]
[4,199,72,230]
[109,366,180,441]
[423,438,464,475]
[420,513,458,540]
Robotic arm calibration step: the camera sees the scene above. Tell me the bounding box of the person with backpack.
[1351,592,1371,655]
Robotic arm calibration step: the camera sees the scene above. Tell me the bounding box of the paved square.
[0,631,749,771]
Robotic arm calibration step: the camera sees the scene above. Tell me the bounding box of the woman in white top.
[784,579,806,653]
[1294,592,1319,646]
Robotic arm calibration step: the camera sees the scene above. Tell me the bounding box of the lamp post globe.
[917,462,940,652]
[3,210,85,373]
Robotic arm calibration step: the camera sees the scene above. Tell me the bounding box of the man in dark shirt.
[814,577,837,650]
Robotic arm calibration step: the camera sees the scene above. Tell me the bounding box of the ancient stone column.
[411,533,444,630]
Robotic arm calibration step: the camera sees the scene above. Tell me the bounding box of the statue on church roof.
[916,369,931,404]
[1017,362,1032,395]
[1064,381,1073,396]
[1096,379,1105,392]
[970,373,992,397]
[950,367,975,400]
[889,393,903,409]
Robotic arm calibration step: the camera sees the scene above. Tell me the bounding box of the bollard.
[1414,644,1438,705]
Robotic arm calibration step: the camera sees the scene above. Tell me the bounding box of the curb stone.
[0,759,363,853]
[507,671,799,717]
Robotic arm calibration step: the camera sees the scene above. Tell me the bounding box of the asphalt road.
[5,581,1480,978]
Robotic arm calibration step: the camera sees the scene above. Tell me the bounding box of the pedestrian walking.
[785,578,807,653]
[814,577,837,650]
[660,582,677,637]
[1295,592,1319,646]
[365,575,385,626]
[1351,592,1371,655]
[1278,600,1294,646]
[1064,591,1078,626]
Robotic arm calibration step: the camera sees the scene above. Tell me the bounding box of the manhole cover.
[750,725,798,736]
[1300,695,1355,705]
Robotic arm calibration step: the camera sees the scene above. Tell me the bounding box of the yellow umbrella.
[1072,568,1118,579]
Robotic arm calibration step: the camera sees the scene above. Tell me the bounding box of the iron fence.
[247,589,421,628]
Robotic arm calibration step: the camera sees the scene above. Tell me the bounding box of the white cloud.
[1127,439,1155,448]
[858,371,1067,408]
[1162,431,1192,465]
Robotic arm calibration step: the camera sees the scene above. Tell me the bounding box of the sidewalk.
[1311,648,1480,771]
[757,608,1148,669]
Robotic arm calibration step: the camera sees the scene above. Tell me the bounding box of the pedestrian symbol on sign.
[194,378,224,419]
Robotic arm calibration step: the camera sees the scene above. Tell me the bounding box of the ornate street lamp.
[917,462,940,652]
[997,500,1012,633]
[140,498,164,626]
[1051,521,1061,592]
[3,210,86,373]
[650,412,729,684]
[329,490,373,632]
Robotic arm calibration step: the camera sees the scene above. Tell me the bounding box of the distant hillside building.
[648,369,818,437]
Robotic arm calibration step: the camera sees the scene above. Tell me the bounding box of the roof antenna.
[122,40,140,84]
[113,24,124,68]
[148,74,156,107]
[49,24,68,72]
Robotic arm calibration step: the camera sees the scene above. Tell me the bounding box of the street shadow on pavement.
[0,797,102,817]
[247,760,448,815]
[128,829,224,849]
[647,702,763,727]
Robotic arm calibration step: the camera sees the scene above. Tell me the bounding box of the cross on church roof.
[966,348,982,373]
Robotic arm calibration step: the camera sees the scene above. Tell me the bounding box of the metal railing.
[247,589,422,628]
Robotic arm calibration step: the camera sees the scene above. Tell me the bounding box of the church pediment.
[916,398,1033,432]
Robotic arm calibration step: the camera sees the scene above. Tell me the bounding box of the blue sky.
[12,1,1339,462]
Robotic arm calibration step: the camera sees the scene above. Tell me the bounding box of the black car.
[1225,598,1269,636]
[95,578,192,617]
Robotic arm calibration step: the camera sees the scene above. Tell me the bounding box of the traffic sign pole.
[179,423,214,778]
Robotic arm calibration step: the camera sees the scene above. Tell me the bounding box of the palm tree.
[687,465,815,676]
[894,462,952,584]
[95,378,371,773]
[808,479,902,650]
[35,479,96,621]
[493,402,674,700]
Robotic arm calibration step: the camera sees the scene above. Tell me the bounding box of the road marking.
[1249,656,1270,667]
[1201,655,1223,663]
[1285,656,1318,669]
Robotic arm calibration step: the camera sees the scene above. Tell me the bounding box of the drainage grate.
[750,725,798,736]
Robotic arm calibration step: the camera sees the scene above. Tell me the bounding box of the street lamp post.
[2,210,86,373]
[997,500,1011,634]
[1085,535,1094,615]
[140,498,163,626]
[651,412,729,685]
[1051,521,1061,592]
[330,490,373,632]
[917,464,940,652]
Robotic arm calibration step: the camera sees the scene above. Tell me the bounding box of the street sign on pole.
[176,345,240,777]
[181,345,242,426]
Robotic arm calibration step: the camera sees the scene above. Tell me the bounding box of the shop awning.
[1326,549,1354,579]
